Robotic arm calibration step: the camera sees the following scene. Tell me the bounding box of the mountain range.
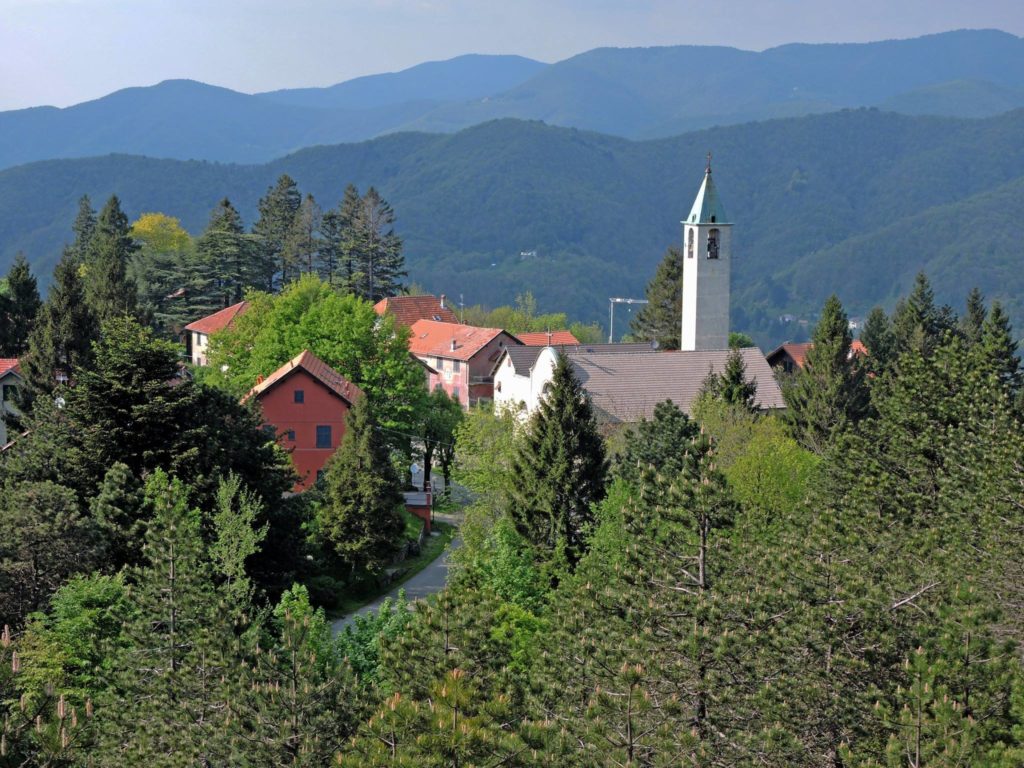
[2,107,1024,346]
[2,30,1024,170]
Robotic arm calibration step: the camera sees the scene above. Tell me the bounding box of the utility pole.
[608,297,649,343]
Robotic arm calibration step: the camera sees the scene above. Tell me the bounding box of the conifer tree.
[351,187,405,302]
[83,195,139,323]
[89,461,146,570]
[976,300,1022,399]
[630,245,682,348]
[97,471,244,765]
[283,193,321,277]
[22,249,98,398]
[253,174,302,290]
[613,399,698,488]
[961,286,987,347]
[128,211,194,334]
[69,195,96,263]
[860,305,896,375]
[0,254,41,357]
[320,395,405,574]
[510,353,608,571]
[783,294,869,454]
[891,272,953,357]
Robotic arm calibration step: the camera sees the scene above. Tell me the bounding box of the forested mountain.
[256,54,547,109]
[1,30,1023,170]
[3,108,1024,345]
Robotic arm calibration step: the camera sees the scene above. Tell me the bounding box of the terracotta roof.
[374,295,458,327]
[767,340,868,370]
[184,301,249,335]
[850,339,868,356]
[516,330,580,346]
[0,359,20,377]
[567,347,785,423]
[408,319,519,362]
[244,350,363,404]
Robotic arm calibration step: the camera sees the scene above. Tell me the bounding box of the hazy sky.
[2,0,1023,110]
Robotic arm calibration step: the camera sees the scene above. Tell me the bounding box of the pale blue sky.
[1,0,1022,110]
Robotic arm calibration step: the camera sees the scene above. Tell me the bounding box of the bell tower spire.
[680,155,732,351]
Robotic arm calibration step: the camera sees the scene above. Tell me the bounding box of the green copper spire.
[685,152,728,224]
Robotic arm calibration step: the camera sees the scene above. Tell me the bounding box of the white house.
[0,359,23,447]
[183,301,248,366]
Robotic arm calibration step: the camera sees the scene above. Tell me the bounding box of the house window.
[294,389,304,403]
[687,229,694,258]
[707,228,720,259]
[453,360,461,373]
[286,429,295,441]
[452,387,460,402]
[262,424,276,438]
[315,425,332,449]
[1,385,15,402]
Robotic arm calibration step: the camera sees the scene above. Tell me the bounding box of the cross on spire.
[706,150,713,174]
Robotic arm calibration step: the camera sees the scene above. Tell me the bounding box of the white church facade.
[492,158,785,424]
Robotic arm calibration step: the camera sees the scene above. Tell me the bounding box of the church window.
[687,229,694,258]
[707,228,720,259]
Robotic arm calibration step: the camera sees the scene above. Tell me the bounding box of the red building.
[407,319,521,408]
[374,294,458,327]
[243,350,362,491]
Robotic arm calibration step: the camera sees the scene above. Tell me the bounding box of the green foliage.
[510,353,608,572]
[783,294,869,453]
[419,386,462,490]
[336,592,414,686]
[83,195,139,324]
[319,395,405,574]
[700,345,757,410]
[630,246,681,348]
[254,174,302,290]
[88,461,145,569]
[210,473,268,603]
[860,305,897,375]
[0,254,41,358]
[613,399,699,488]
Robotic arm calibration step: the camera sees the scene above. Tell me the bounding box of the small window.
[453,360,461,373]
[286,429,295,441]
[294,389,304,403]
[1,385,15,402]
[452,387,460,402]
[687,229,694,259]
[315,425,331,449]
[262,424,276,437]
[707,228,720,260]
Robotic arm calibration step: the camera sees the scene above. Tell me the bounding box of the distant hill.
[2,31,1024,170]
[256,54,547,109]
[2,110,1024,346]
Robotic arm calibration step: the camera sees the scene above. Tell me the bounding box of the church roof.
[685,166,728,225]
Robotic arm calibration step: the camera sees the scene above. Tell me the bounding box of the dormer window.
[707,228,720,259]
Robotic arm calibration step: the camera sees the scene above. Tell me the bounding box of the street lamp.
[608,297,649,343]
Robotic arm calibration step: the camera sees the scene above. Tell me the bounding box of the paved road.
[331,536,460,634]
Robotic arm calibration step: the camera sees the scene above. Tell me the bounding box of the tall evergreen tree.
[510,353,608,571]
[961,286,987,347]
[860,305,897,375]
[891,272,953,357]
[0,253,42,357]
[614,399,699,488]
[977,300,1022,400]
[192,198,258,316]
[283,193,322,277]
[253,174,302,290]
[320,395,405,575]
[69,195,96,263]
[21,249,97,398]
[83,195,138,323]
[127,212,193,334]
[352,187,405,302]
[783,294,869,454]
[630,245,682,348]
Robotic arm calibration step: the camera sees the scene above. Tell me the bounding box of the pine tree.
[96,471,244,765]
[614,399,698,488]
[0,254,41,357]
[253,174,302,290]
[783,294,869,454]
[892,272,953,357]
[69,195,96,263]
[89,461,146,570]
[283,193,322,277]
[21,249,97,398]
[976,300,1022,400]
[860,305,897,375]
[83,195,138,323]
[320,395,405,575]
[510,353,608,572]
[191,198,258,317]
[630,246,682,348]
[352,187,405,302]
[961,286,987,347]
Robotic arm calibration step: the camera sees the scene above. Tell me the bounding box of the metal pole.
[608,299,614,343]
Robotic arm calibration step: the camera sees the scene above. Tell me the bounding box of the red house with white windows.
[243,349,362,491]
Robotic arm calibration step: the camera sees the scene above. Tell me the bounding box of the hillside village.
[2,61,1024,768]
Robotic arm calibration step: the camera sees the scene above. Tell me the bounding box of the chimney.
[440,294,447,309]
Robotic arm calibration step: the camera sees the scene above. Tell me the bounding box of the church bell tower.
[680,154,731,351]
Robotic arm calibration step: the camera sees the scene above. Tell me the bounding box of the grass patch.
[329,518,455,619]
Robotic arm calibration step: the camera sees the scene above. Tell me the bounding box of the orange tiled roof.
[408,319,518,362]
[244,350,363,404]
[184,301,249,335]
[850,339,868,356]
[0,359,20,377]
[516,330,580,346]
[374,295,458,327]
